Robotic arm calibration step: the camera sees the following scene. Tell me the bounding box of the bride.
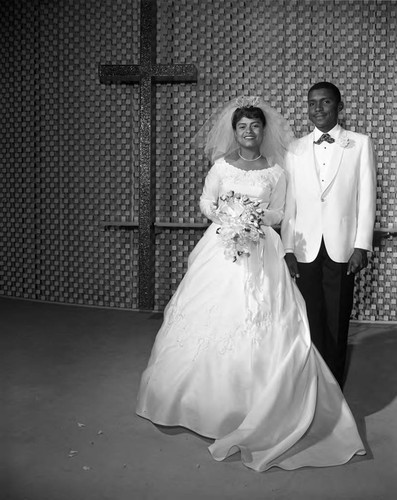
[136,96,365,472]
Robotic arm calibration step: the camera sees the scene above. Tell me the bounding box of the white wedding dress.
[136,159,365,472]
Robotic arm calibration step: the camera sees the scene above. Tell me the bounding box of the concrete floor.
[1,297,397,500]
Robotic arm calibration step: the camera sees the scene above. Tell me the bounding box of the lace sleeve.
[199,163,221,223]
[260,169,286,227]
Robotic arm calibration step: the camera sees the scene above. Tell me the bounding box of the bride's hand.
[209,202,222,224]
[258,208,277,227]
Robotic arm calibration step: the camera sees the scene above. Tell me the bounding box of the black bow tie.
[314,133,335,145]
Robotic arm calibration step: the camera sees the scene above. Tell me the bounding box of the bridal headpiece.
[193,95,294,166]
[235,96,261,108]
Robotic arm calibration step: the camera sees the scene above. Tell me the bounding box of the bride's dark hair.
[231,107,267,130]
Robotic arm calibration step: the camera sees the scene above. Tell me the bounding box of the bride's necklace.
[238,151,262,162]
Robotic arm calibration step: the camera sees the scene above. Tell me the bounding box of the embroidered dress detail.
[136,160,365,472]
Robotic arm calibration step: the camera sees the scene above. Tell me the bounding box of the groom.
[281,82,376,387]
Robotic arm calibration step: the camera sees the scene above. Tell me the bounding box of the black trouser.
[297,239,355,387]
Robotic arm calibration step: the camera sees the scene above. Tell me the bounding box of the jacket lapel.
[304,133,322,195]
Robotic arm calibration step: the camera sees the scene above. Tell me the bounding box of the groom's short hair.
[308,82,342,103]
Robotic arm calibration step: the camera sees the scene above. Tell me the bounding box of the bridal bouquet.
[214,191,266,262]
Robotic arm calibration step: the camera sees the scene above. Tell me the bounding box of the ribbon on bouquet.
[243,230,273,341]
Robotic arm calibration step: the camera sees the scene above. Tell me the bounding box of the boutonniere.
[336,134,350,148]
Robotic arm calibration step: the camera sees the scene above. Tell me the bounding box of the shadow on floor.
[345,325,397,416]
[1,298,397,500]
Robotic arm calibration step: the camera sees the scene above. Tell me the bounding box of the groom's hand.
[284,253,300,279]
[347,248,368,275]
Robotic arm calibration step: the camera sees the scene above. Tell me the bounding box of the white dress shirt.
[313,124,341,187]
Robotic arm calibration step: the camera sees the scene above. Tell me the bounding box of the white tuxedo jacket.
[281,127,376,263]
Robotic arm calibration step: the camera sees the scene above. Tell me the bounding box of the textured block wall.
[1,0,396,320]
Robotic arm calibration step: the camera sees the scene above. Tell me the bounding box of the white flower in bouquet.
[214,191,266,262]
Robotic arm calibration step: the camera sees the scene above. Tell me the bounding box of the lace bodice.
[200,158,286,227]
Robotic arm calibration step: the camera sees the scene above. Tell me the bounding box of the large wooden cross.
[99,0,197,310]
